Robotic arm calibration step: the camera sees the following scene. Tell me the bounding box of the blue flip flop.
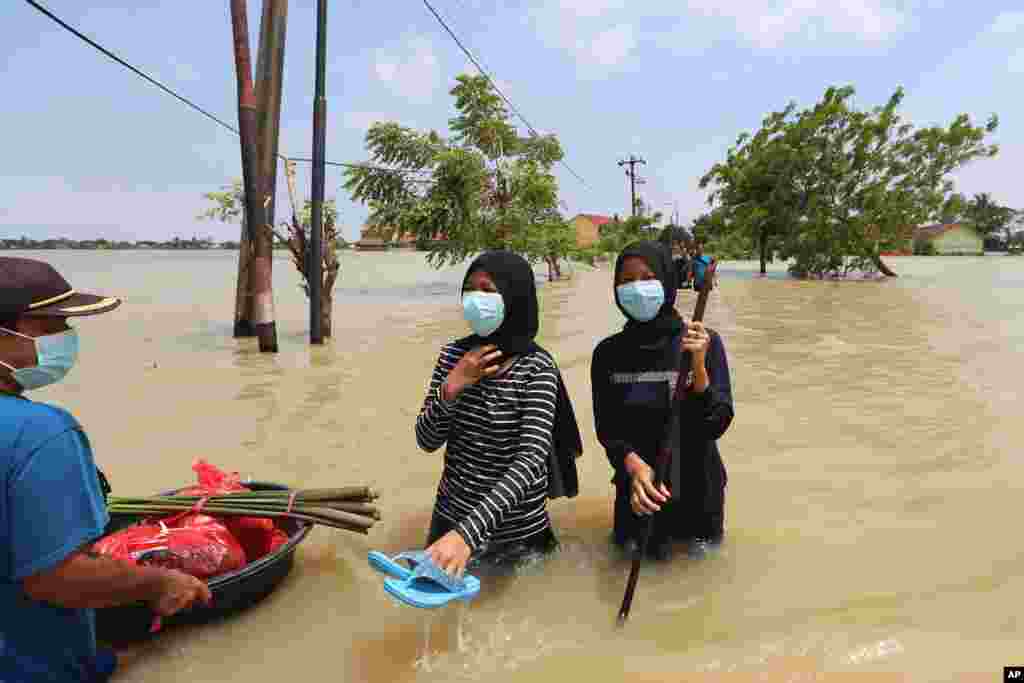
[367,550,424,581]
[382,551,481,609]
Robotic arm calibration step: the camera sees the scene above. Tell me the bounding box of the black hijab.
[453,251,583,499]
[614,241,684,345]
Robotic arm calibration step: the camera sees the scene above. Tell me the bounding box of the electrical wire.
[420,0,592,190]
[22,0,425,179]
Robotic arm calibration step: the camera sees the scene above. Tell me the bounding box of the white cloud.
[373,37,441,102]
[342,111,396,132]
[575,24,636,68]
[168,57,200,83]
[719,0,910,49]
[554,0,628,18]
[537,0,914,72]
[710,70,730,82]
[989,11,1024,35]
[1009,48,1024,74]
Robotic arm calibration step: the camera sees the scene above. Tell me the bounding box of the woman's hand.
[682,321,711,360]
[624,453,670,516]
[425,530,472,578]
[444,345,503,400]
[682,321,711,392]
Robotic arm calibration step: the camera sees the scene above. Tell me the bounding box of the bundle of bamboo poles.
[107,487,380,534]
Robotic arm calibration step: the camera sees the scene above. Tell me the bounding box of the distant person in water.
[415,251,583,577]
[691,242,713,291]
[672,241,691,290]
[590,241,734,560]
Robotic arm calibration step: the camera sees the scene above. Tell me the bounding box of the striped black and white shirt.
[415,343,558,552]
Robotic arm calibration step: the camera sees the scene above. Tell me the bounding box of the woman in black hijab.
[590,241,734,560]
[415,251,582,577]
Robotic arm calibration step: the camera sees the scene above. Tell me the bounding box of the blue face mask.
[617,279,665,323]
[0,327,79,391]
[462,292,505,337]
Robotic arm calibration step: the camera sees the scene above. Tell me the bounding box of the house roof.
[575,213,614,226]
[914,223,972,240]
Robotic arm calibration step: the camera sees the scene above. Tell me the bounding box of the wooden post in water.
[309,0,327,345]
[229,0,264,341]
[250,0,288,353]
[233,217,254,337]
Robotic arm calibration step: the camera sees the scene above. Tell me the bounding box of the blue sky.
[2,0,1022,243]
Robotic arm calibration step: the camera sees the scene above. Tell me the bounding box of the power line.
[25,0,241,136]
[22,0,424,181]
[420,0,591,190]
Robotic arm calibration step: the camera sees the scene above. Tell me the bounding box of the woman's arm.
[688,330,734,440]
[415,347,458,452]
[454,360,559,551]
[591,341,637,477]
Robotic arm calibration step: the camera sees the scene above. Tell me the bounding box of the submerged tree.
[198,162,342,336]
[700,86,999,278]
[343,74,575,279]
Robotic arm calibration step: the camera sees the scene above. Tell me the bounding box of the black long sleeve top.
[591,327,734,538]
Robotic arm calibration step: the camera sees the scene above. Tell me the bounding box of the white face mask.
[616,279,665,322]
[462,292,505,337]
[0,327,79,391]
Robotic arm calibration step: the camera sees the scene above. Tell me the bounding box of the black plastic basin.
[95,481,312,644]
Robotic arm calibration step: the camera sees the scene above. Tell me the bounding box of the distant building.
[355,225,444,251]
[912,223,983,255]
[570,213,614,248]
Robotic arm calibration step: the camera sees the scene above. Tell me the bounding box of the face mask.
[0,328,79,391]
[462,292,505,337]
[617,279,665,323]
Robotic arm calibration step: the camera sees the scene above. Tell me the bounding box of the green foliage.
[594,214,661,256]
[343,74,573,274]
[198,180,245,224]
[699,85,999,277]
[912,237,937,255]
[962,192,1016,239]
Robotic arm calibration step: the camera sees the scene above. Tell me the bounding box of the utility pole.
[309,0,327,345]
[249,0,288,353]
[618,155,646,218]
[229,0,263,340]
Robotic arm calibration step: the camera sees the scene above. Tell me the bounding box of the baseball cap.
[0,257,122,318]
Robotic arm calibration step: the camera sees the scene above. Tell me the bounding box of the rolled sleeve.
[9,429,108,581]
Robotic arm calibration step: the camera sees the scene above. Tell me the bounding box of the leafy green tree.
[343,74,574,279]
[700,86,999,278]
[199,176,342,335]
[963,192,1016,242]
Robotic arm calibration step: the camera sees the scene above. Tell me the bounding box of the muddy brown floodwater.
[12,250,1023,682]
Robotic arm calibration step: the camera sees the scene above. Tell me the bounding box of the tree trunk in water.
[759,228,768,275]
[229,0,274,350]
[251,0,287,353]
[320,290,333,338]
[873,254,898,277]
[545,256,562,281]
[233,217,255,337]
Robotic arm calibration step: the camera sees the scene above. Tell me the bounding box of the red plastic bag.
[93,516,247,579]
[176,459,278,561]
[177,459,249,496]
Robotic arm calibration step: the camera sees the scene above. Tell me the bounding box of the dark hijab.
[614,241,684,345]
[453,251,583,499]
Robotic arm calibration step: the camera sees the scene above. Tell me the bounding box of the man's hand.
[444,345,503,400]
[425,530,472,578]
[625,452,670,516]
[148,570,212,617]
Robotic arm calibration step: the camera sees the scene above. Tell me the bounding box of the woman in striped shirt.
[416,251,581,578]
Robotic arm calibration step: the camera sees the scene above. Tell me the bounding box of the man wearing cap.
[1,257,212,681]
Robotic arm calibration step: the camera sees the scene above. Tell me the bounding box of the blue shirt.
[1,395,109,682]
[692,255,712,288]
